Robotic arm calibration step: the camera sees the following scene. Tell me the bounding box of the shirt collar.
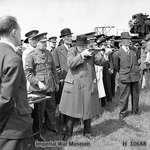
[28,44,35,50]
[0,40,17,51]
[64,43,69,50]
[122,45,129,53]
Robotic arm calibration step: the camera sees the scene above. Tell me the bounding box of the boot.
[63,116,74,141]
[83,119,92,139]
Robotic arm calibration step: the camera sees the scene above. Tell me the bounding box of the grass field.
[33,89,150,150]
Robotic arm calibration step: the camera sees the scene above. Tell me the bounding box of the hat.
[24,30,39,43]
[48,36,57,42]
[24,38,29,43]
[25,30,39,38]
[32,32,48,42]
[76,35,89,46]
[120,32,131,39]
[60,28,73,38]
[84,32,96,39]
[96,35,114,45]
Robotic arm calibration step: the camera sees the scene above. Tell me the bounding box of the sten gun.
[88,48,105,52]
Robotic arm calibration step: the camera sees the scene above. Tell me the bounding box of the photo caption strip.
[35,140,91,148]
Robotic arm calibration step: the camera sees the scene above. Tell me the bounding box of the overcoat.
[0,43,32,139]
[59,47,106,120]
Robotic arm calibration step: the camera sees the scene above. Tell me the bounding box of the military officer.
[47,36,57,52]
[22,30,39,67]
[25,33,60,134]
[22,30,39,92]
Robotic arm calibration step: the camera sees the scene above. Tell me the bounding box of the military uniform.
[25,48,59,132]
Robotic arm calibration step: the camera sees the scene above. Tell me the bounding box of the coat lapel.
[58,45,68,59]
[129,46,135,69]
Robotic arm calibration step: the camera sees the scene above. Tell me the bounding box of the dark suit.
[52,44,68,105]
[52,44,69,130]
[53,44,68,82]
[0,43,32,149]
[113,46,140,117]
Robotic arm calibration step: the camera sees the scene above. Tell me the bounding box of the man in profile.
[0,16,33,150]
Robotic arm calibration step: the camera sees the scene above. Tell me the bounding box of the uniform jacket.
[113,46,140,83]
[52,44,68,81]
[0,43,32,139]
[59,47,106,120]
[22,44,34,68]
[22,45,35,91]
[25,48,59,93]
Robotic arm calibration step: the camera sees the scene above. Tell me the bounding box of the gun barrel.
[89,48,105,52]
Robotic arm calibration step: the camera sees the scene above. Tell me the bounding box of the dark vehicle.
[129,13,150,38]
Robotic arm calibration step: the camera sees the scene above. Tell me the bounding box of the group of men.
[0,15,143,149]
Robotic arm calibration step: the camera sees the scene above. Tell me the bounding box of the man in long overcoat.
[59,35,107,140]
[113,32,140,120]
[0,16,32,150]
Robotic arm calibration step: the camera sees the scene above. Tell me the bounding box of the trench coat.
[59,47,106,120]
[0,43,32,139]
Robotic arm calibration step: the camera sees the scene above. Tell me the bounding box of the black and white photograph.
[0,0,150,149]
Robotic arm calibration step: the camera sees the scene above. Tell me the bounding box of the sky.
[0,0,150,40]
